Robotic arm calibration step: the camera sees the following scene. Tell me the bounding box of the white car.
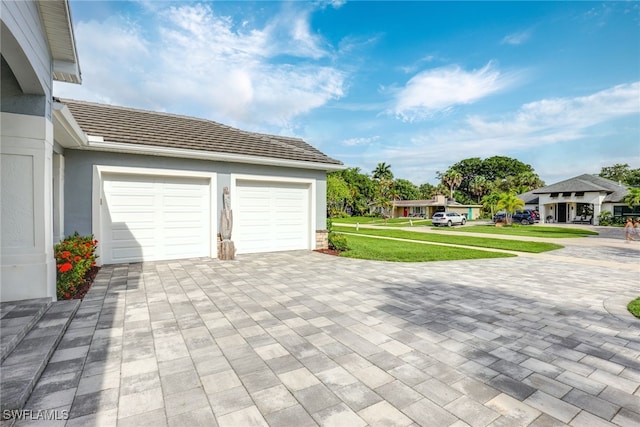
[432,212,466,227]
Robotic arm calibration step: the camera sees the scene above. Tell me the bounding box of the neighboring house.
[1,0,343,303]
[523,174,634,225]
[392,195,482,220]
[1,0,82,302]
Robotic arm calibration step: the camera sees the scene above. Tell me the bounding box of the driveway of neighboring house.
[17,236,640,427]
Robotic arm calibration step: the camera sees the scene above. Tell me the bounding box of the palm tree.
[469,176,488,203]
[481,192,502,219]
[496,192,524,225]
[372,163,393,181]
[441,170,462,199]
[624,187,640,210]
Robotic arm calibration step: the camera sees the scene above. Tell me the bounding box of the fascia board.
[52,102,88,148]
[84,139,346,172]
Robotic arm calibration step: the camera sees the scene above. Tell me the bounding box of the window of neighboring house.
[562,192,572,197]
[550,193,559,198]
[575,192,584,197]
[613,205,640,217]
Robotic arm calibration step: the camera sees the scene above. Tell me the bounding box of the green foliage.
[418,183,437,199]
[328,232,350,251]
[394,178,420,200]
[327,173,351,217]
[627,297,640,318]
[327,218,350,251]
[599,163,640,186]
[598,210,613,226]
[54,232,98,299]
[623,187,640,209]
[496,192,525,223]
[372,162,394,181]
[441,156,542,203]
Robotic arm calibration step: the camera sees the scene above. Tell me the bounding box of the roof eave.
[82,139,346,172]
[38,0,82,84]
[52,101,88,148]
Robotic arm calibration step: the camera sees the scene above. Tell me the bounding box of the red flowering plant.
[54,232,98,299]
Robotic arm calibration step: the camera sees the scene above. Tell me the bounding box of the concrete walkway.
[14,235,640,426]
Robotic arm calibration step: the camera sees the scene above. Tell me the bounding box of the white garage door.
[101,173,211,264]
[235,180,310,254]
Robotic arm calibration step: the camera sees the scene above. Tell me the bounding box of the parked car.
[432,212,466,227]
[493,210,538,225]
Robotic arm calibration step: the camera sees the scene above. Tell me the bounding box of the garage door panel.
[102,173,211,264]
[235,180,310,254]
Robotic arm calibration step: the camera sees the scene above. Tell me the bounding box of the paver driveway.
[19,239,640,427]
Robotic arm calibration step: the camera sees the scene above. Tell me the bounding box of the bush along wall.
[54,232,98,299]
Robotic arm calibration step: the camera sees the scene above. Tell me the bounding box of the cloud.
[501,30,532,45]
[54,2,346,128]
[389,62,519,122]
[356,82,640,183]
[342,136,379,146]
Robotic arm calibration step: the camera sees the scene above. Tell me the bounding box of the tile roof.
[532,174,628,202]
[59,99,342,166]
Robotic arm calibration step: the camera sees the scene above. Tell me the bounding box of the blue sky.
[54,0,640,185]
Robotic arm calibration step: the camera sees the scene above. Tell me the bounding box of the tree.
[600,164,640,186]
[514,171,544,192]
[481,156,534,182]
[375,178,396,219]
[418,183,437,199]
[442,156,541,202]
[326,174,351,217]
[469,176,489,203]
[372,162,393,181]
[440,170,463,199]
[496,193,525,225]
[393,179,420,200]
[481,192,502,218]
[335,168,376,216]
[623,187,640,209]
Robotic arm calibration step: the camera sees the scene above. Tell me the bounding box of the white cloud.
[342,136,379,146]
[54,2,346,128]
[501,30,532,45]
[389,62,518,122]
[355,82,640,184]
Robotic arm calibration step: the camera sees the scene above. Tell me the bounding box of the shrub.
[597,211,613,226]
[326,218,349,252]
[54,232,98,299]
[328,232,350,252]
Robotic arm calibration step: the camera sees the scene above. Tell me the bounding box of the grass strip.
[628,297,640,319]
[339,234,514,262]
[334,226,563,253]
[433,225,598,238]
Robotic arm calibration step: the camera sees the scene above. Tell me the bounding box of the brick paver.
[15,233,640,426]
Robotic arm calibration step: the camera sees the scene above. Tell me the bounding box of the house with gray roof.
[521,174,634,225]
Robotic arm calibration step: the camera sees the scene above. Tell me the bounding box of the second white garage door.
[234,180,311,254]
[101,173,212,264]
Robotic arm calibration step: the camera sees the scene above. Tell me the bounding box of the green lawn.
[332,216,432,227]
[339,234,514,262]
[334,226,563,253]
[433,224,598,238]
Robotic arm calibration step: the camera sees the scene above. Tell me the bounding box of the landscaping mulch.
[70,266,100,300]
[314,248,341,256]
